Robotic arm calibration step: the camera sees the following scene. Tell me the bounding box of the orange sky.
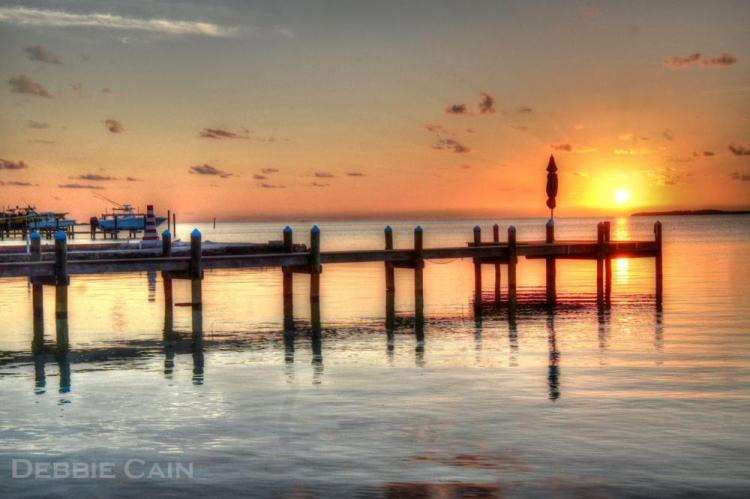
[1,1,749,221]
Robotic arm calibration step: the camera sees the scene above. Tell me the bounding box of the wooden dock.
[0,220,663,354]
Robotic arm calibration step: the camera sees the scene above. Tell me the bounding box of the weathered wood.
[163,272,173,334]
[282,226,294,331]
[604,221,612,308]
[473,226,482,309]
[508,226,517,310]
[546,219,556,307]
[414,226,424,329]
[54,231,69,285]
[162,230,172,257]
[190,229,202,279]
[172,213,177,239]
[493,224,501,303]
[384,226,395,292]
[596,222,604,307]
[30,231,44,352]
[310,226,321,302]
[55,284,69,353]
[655,221,663,310]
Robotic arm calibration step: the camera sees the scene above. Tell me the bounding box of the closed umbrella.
[546,155,558,219]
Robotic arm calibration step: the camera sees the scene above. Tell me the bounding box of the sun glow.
[614,188,631,205]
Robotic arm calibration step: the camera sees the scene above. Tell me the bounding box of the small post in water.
[30,231,44,353]
[596,222,604,307]
[507,226,517,312]
[282,226,294,331]
[414,226,424,329]
[54,230,68,285]
[310,226,321,302]
[493,224,501,303]
[604,221,612,308]
[655,221,663,310]
[190,229,202,279]
[162,230,172,257]
[545,219,556,307]
[384,226,395,293]
[473,225,482,310]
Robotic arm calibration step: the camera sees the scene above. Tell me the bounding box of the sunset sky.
[1,0,748,221]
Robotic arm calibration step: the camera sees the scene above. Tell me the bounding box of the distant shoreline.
[631,209,750,217]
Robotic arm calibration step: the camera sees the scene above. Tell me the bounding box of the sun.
[614,188,630,205]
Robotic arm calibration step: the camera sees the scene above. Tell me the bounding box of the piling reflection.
[385,291,395,364]
[191,278,204,385]
[147,271,157,303]
[311,300,323,384]
[33,354,45,394]
[55,284,69,353]
[597,307,611,360]
[547,312,560,400]
[508,311,518,367]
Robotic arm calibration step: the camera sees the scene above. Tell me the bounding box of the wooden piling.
[30,231,44,353]
[507,226,517,311]
[473,226,482,309]
[384,226,395,293]
[414,226,424,329]
[493,224,501,303]
[545,219,556,307]
[596,222,604,306]
[282,226,294,331]
[167,209,171,234]
[655,221,663,310]
[55,283,69,353]
[162,230,172,256]
[310,226,321,302]
[172,213,177,239]
[190,229,202,279]
[604,221,612,308]
[163,272,173,334]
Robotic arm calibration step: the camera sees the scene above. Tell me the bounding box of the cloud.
[74,173,114,181]
[8,74,51,97]
[258,183,284,188]
[199,128,249,140]
[425,124,448,134]
[445,103,468,114]
[24,45,61,64]
[27,119,50,129]
[702,151,715,157]
[104,119,124,133]
[311,182,329,187]
[478,92,496,114]
[0,180,34,186]
[732,172,750,182]
[58,183,104,189]
[664,52,738,69]
[314,171,334,178]
[125,176,141,181]
[728,143,750,156]
[0,6,238,37]
[618,133,634,141]
[434,138,470,153]
[253,174,267,180]
[577,5,601,18]
[510,124,528,131]
[662,130,674,141]
[189,164,232,178]
[551,143,573,152]
[346,172,366,177]
[0,159,29,170]
[28,139,55,145]
[261,168,279,174]
[515,106,532,113]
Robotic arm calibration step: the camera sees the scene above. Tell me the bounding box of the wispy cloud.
[728,143,750,156]
[8,74,51,97]
[0,7,238,37]
[346,172,366,177]
[445,103,468,115]
[478,92,495,114]
[24,45,61,64]
[732,172,750,182]
[58,183,104,189]
[73,173,114,181]
[514,106,532,113]
[664,52,738,69]
[253,174,267,180]
[27,119,50,129]
[434,138,470,153]
[189,164,232,178]
[126,177,141,182]
[199,128,249,140]
[104,119,124,133]
[662,130,674,141]
[311,182,329,187]
[258,183,284,189]
[551,143,572,152]
[314,171,334,178]
[261,168,279,174]
[0,180,34,186]
[0,159,29,170]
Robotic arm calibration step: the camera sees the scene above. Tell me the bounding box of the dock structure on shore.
[0,220,663,354]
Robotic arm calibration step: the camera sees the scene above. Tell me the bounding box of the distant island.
[632,209,750,217]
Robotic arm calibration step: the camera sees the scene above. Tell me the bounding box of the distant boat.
[28,211,76,230]
[97,204,166,231]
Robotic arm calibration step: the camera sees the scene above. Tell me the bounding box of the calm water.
[1,216,749,498]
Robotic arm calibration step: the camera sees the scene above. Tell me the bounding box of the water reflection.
[547,312,560,401]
